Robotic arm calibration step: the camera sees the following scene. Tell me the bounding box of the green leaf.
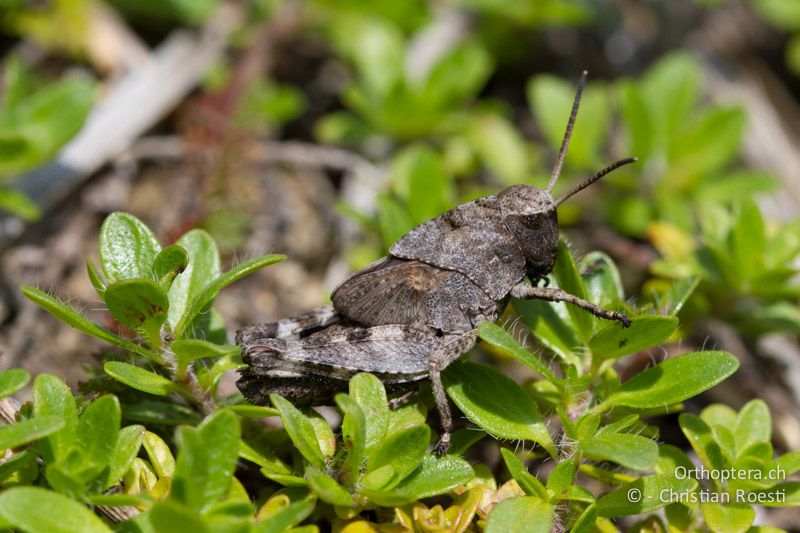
[701,502,755,533]
[86,260,106,297]
[32,374,78,462]
[500,448,548,499]
[546,461,577,497]
[103,362,180,396]
[601,351,739,410]
[172,410,241,512]
[642,52,701,147]
[392,145,453,223]
[580,433,659,472]
[552,240,593,341]
[734,399,771,455]
[348,373,389,454]
[0,368,29,398]
[271,394,324,468]
[104,279,169,340]
[153,244,189,289]
[225,405,279,418]
[99,212,160,283]
[122,400,200,426]
[596,474,697,517]
[0,487,111,533]
[663,276,699,316]
[0,186,39,221]
[729,199,765,284]
[150,500,208,533]
[589,315,678,362]
[167,229,220,333]
[528,75,609,171]
[366,425,429,489]
[172,340,239,368]
[367,455,474,506]
[20,286,155,358]
[336,393,367,480]
[669,106,746,180]
[377,195,414,248]
[581,252,624,306]
[256,488,316,532]
[0,415,64,450]
[477,322,560,385]
[443,362,555,457]
[680,413,729,473]
[76,395,121,476]
[104,425,144,490]
[174,253,285,337]
[143,431,176,478]
[466,112,532,184]
[305,466,354,507]
[486,496,554,533]
[306,409,336,458]
[0,73,95,178]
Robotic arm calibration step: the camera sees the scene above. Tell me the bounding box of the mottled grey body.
[237,72,636,454]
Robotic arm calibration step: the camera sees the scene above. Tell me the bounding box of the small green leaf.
[226,405,279,418]
[336,393,367,481]
[443,362,555,457]
[143,431,176,478]
[366,425,429,489]
[596,474,697,517]
[580,433,659,472]
[99,212,160,283]
[366,455,474,506]
[167,229,221,333]
[86,259,106,297]
[486,496,554,533]
[680,413,729,473]
[589,315,678,362]
[0,487,111,533]
[174,253,285,337]
[0,186,40,221]
[104,279,169,336]
[477,322,560,384]
[20,286,155,358]
[150,499,208,533]
[104,425,144,490]
[546,460,576,496]
[348,373,389,454]
[701,502,755,533]
[104,362,180,396]
[581,252,624,306]
[466,112,532,184]
[172,410,241,512]
[0,368,29,398]
[32,374,78,463]
[305,466,354,507]
[552,240,593,341]
[602,351,739,410]
[153,244,189,289]
[122,400,200,426]
[0,416,64,450]
[76,395,121,475]
[172,340,239,367]
[500,448,548,499]
[271,394,324,468]
[734,399,771,454]
[257,488,316,532]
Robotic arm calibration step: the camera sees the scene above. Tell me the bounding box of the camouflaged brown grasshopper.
[237,72,635,454]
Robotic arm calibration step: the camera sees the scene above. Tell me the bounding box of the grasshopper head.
[499,71,636,281]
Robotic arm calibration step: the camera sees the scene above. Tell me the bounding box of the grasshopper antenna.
[546,70,587,194]
[556,157,638,206]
